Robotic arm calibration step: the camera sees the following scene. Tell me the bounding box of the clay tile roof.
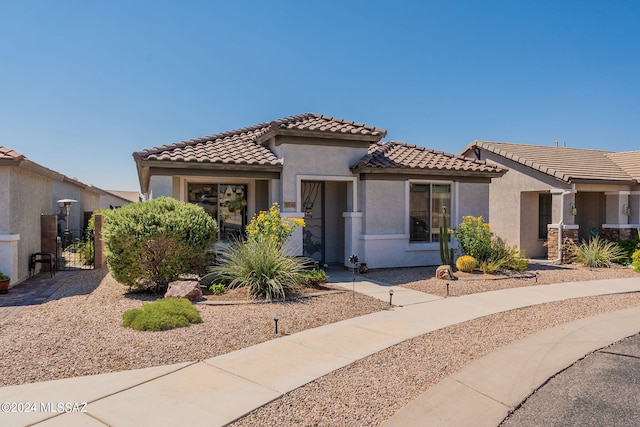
[352,141,506,176]
[134,113,386,166]
[606,151,640,182]
[0,146,25,161]
[134,120,281,166]
[467,141,637,183]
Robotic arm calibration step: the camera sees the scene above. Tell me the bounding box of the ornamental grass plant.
[571,235,626,268]
[213,237,309,301]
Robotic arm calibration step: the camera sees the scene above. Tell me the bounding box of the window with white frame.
[409,183,451,242]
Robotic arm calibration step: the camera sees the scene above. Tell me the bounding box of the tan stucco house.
[134,113,505,268]
[0,146,128,287]
[460,141,640,261]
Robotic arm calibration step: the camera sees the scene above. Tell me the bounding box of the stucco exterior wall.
[478,152,564,255]
[10,167,52,283]
[457,183,489,224]
[149,175,174,199]
[361,180,405,234]
[0,169,10,232]
[275,142,367,211]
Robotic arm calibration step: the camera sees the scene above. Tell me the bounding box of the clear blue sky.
[1,1,638,191]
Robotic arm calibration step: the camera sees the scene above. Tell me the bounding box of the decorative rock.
[435,265,456,280]
[165,281,203,301]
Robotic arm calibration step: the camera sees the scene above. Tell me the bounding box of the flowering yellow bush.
[246,203,305,248]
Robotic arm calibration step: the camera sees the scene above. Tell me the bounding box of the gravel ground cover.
[363,263,638,297]
[232,292,640,427]
[1,264,638,427]
[0,270,388,387]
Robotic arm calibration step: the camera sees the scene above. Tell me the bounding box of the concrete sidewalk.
[1,275,639,426]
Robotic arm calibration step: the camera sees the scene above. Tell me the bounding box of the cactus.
[439,206,455,267]
[456,255,477,272]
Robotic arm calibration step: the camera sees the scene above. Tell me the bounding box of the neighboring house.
[460,141,640,260]
[133,113,505,268]
[0,146,102,286]
[98,189,140,210]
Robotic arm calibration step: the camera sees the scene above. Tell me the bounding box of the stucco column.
[269,179,282,209]
[0,233,20,286]
[550,188,577,225]
[630,191,640,225]
[605,191,631,224]
[343,212,363,268]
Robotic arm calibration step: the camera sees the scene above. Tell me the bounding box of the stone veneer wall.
[94,214,106,269]
[547,227,579,263]
[601,227,639,241]
[40,215,57,272]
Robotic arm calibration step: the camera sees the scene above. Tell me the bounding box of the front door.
[302,181,325,263]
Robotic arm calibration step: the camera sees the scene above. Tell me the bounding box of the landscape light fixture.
[445,282,450,298]
[273,314,279,335]
[389,289,394,306]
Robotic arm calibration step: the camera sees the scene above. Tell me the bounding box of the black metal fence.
[57,229,95,271]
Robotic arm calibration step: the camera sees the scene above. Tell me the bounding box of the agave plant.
[571,236,626,268]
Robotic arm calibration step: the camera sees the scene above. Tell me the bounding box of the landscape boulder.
[435,265,456,280]
[165,280,203,301]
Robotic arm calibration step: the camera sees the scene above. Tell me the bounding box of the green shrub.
[488,237,529,272]
[632,250,640,273]
[616,239,640,266]
[209,282,226,295]
[572,236,626,268]
[299,269,328,287]
[102,197,218,293]
[479,259,506,274]
[454,216,492,262]
[246,203,305,249]
[213,238,309,301]
[122,298,202,331]
[456,255,477,272]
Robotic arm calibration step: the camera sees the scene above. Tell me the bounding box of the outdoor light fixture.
[56,199,78,232]
[570,203,577,217]
[273,314,279,335]
[624,204,632,217]
[389,289,394,306]
[445,282,450,298]
[535,270,539,283]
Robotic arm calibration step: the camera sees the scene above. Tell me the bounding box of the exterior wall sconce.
[624,204,631,217]
[570,203,577,217]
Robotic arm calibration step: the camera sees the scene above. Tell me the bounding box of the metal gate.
[57,229,95,271]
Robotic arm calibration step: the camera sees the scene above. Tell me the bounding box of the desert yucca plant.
[213,238,309,301]
[571,236,626,268]
[456,255,477,272]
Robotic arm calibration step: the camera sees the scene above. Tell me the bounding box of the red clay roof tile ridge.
[0,146,26,161]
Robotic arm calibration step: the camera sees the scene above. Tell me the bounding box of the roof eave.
[275,128,386,143]
[351,166,506,178]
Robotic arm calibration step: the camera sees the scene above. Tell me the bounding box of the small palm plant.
[571,236,626,268]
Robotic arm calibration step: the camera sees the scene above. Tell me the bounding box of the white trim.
[296,174,358,212]
[359,233,408,240]
[0,233,20,242]
[602,224,640,229]
[405,179,454,241]
[343,212,363,218]
[605,191,632,196]
[547,224,579,229]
